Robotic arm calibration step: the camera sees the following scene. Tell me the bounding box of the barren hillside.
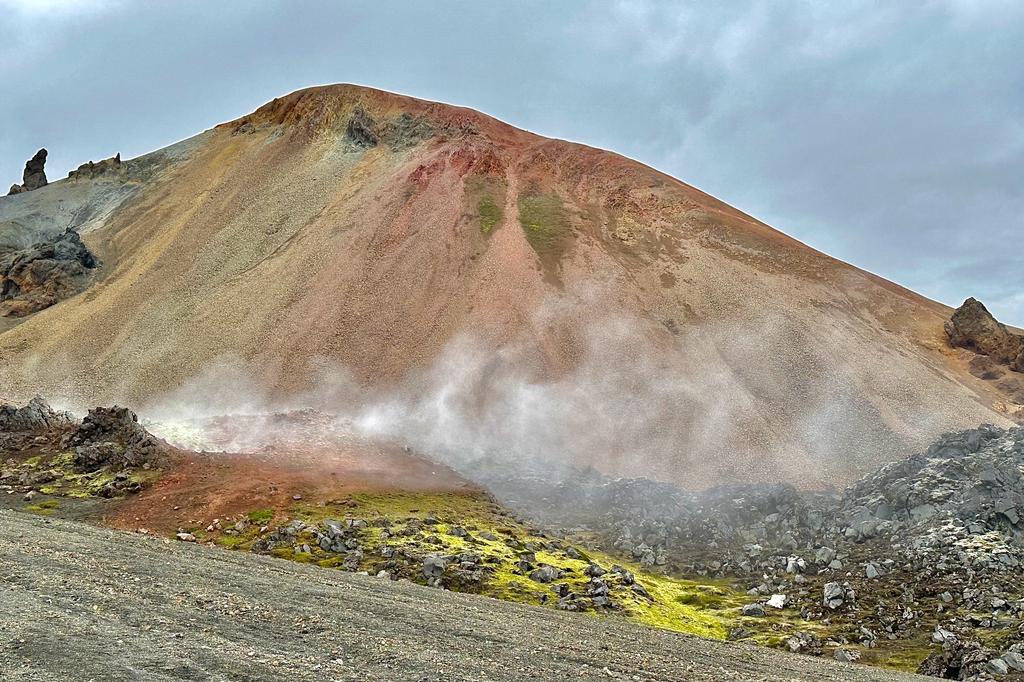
[0,84,1010,486]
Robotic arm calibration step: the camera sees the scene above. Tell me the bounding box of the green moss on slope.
[464,176,505,237]
[197,491,761,641]
[478,196,502,235]
[518,193,570,257]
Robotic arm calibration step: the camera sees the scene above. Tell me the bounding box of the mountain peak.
[222,84,534,147]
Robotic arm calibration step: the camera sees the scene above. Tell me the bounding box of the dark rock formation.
[68,406,166,469]
[346,105,379,146]
[470,422,1024,665]
[7,149,48,195]
[68,153,122,180]
[945,297,1024,372]
[0,396,74,432]
[841,423,1024,542]
[917,638,997,680]
[23,149,48,189]
[1,399,165,499]
[387,112,435,149]
[0,228,99,316]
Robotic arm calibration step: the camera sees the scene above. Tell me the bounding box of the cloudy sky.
[2,0,1021,323]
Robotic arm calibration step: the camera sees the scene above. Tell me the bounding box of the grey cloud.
[1,0,1020,323]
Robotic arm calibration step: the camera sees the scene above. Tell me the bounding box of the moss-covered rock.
[195,491,771,641]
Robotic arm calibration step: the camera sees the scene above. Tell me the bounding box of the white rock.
[987,658,1009,676]
[1003,651,1024,672]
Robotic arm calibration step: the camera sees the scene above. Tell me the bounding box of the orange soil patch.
[105,414,474,534]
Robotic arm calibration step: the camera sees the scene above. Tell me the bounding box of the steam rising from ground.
[139,305,929,490]
[352,324,757,484]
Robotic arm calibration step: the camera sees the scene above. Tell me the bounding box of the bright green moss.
[248,508,275,525]
[31,456,163,499]
[25,499,61,516]
[478,196,502,235]
[518,193,570,257]
[463,176,506,238]
[51,451,76,468]
[270,547,315,563]
[253,491,753,639]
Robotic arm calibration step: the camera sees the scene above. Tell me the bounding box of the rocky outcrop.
[917,638,999,680]
[1,398,166,500]
[0,228,99,316]
[945,298,1024,372]
[0,396,73,432]
[7,149,48,195]
[68,153,122,180]
[346,105,379,146]
[68,406,166,469]
[23,149,48,190]
[476,423,1024,671]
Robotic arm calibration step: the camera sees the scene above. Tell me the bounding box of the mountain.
[0,84,1013,487]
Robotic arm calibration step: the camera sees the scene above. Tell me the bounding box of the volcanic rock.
[23,149,47,189]
[945,297,1024,372]
[68,153,122,180]
[346,105,378,146]
[0,396,74,432]
[0,228,100,316]
[785,631,822,656]
[528,565,561,583]
[69,406,165,469]
[611,565,635,585]
[1003,651,1024,672]
[422,554,447,580]
[469,421,1024,669]
[823,583,845,610]
[631,583,653,601]
[988,658,1009,675]
[7,149,48,195]
[917,639,996,679]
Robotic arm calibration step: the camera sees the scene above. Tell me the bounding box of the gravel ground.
[0,510,927,682]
